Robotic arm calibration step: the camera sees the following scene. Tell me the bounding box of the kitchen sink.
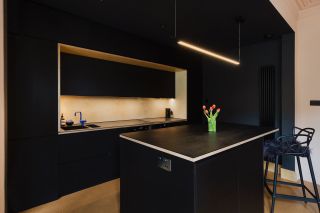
[86,124,101,128]
[61,125,88,130]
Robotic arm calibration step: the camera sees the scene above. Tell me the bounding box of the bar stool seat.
[264,127,320,213]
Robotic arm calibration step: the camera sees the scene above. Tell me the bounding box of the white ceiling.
[295,0,320,10]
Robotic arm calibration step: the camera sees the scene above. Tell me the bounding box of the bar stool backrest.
[293,127,315,148]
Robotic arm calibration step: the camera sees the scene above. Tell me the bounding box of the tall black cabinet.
[7,35,58,212]
[7,35,58,140]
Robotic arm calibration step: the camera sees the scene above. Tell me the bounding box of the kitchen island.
[120,123,278,213]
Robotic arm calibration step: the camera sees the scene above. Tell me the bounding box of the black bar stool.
[264,127,320,213]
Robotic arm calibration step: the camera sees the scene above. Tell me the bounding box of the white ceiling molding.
[270,0,320,29]
[270,0,299,31]
[299,2,320,19]
[295,0,320,10]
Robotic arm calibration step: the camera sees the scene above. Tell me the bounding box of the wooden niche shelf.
[58,43,186,73]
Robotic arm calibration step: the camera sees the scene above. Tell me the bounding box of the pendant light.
[175,0,242,66]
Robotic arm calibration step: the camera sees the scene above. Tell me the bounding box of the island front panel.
[195,138,264,213]
[120,139,196,213]
[120,136,264,213]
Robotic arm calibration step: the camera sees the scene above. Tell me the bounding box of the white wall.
[295,5,320,183]
[0,0,5,211]
[60,72,187,124]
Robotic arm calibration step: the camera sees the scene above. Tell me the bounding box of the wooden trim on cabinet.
[59,43,186,73]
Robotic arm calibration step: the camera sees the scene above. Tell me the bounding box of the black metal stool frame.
[264,127,320,213]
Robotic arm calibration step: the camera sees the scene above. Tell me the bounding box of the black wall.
[202,35,295,170]
[203,39,282,127]
[281,33,295,171]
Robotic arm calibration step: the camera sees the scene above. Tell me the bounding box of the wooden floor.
[22,177,319,213]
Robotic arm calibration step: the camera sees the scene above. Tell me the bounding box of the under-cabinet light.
[177,40,240,65]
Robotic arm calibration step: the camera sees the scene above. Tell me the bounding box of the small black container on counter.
[165,108,172,118]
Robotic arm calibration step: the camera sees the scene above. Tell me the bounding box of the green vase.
[207,118,216,132]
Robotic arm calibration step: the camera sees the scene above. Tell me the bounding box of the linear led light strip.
[177,40,240,66]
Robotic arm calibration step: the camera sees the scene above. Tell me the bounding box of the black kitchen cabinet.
[58,129,120,196]
[7,136,58,212]
[59,130,120,164]
[7,35,58,140]
[60,53,175,98]
[59,155,117,196]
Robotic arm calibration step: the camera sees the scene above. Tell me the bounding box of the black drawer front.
[59,155,119,196]
[59,130,119,164]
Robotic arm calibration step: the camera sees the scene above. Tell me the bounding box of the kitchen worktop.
[120,123,278,162]
[58,117,187,135]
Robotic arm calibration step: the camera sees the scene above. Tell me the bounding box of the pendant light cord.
[238,21,241,63]
[174,0,177,38]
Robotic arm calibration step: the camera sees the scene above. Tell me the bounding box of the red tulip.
[202,105,206,110]
[209,106,213,111]
[205,110,209,114]
[217,108,221,112]
[211,104,216,109]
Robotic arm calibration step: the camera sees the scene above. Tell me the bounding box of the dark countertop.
[120,123,278,162]
[58,117,187,135]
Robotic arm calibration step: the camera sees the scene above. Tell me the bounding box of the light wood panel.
[21,175,320,213]
[264,173,320,213]
[59,44,186,72]
[21,179,120,213]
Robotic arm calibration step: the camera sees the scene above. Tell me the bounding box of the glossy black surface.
[61,53,175,98]
[121,123,275,159]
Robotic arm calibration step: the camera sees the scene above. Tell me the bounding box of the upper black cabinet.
[60,53,175,98]
[7,35,58,140]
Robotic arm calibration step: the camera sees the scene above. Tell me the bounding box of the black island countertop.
[120,123,278,162]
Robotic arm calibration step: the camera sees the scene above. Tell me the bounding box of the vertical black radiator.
[259,66,276,127]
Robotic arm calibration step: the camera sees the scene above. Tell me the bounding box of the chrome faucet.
[74,111,86,127]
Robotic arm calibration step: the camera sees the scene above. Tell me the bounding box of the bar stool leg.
[307,155,320,211]
[265,160,269,184]
[271,155,279,213]
[297,156,307,203]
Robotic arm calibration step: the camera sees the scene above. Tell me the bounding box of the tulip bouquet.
[203,104,221,132]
